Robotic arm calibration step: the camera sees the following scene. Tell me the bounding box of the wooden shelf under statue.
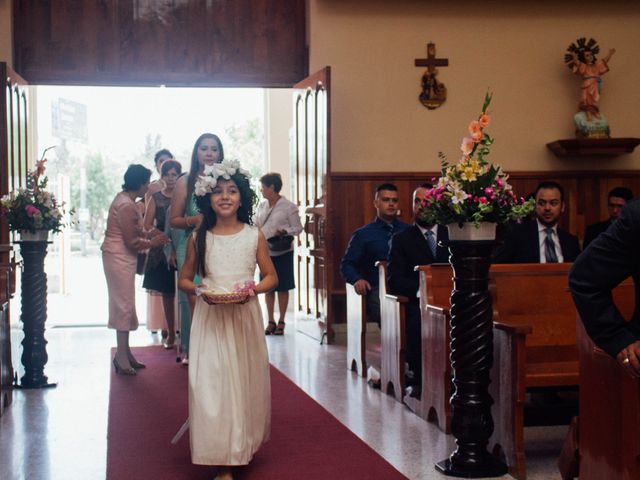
[546,137,640,157]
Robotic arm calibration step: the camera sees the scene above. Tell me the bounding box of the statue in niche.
[565,37,616,138]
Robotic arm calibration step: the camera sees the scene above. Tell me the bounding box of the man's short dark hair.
[376,183,398,194]
[419,182,433,190]
[535,181,565,202]
[260,172,283,193]
[608,187,633,202]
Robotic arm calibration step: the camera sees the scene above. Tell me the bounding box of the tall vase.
[17,236,56,389]
[435,223,506,477]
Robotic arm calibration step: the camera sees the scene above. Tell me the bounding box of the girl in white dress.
[178,160,277,480]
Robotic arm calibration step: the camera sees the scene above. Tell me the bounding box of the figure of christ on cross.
[414,42,449,109]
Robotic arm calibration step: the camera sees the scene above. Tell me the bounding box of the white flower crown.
[194,159,252,197]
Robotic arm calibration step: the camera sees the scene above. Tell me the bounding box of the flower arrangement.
[194,159,252,197]
[0,156,68,234]
[418,93,534,228]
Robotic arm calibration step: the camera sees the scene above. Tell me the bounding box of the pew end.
[346,282,367,377]
[377,261,408,402]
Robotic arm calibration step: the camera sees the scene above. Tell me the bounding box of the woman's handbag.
[267,235,294,252]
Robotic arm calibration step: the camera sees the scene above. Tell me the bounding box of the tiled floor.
[0,320,566,480]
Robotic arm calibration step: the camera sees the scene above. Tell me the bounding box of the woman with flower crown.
[178,160,277,480]
[170,133,224,364]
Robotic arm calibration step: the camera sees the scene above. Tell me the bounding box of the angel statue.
[565,37,616,138]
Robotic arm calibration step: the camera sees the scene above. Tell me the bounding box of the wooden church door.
[292,67,333,342]
[0,62,30,411]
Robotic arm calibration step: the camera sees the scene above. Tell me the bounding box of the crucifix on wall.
[414,42,448,109]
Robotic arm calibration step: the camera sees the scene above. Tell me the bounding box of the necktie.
[544,227,558,263]
[425,230,437,258]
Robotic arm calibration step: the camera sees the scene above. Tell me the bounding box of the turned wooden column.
[435,240,506,477]
[17,240,56,389]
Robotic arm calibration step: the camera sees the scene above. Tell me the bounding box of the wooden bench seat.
[410,263,583,479]
[377,261,408,401]
[488,263,580,479]
[346,282,368,377]
[406,264,453,431]
[569,281,637,480]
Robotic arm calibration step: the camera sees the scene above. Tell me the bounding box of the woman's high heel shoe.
[113,358,137,376]
[128,358,146,369]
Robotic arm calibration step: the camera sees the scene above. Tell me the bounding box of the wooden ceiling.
[13,0,307,87]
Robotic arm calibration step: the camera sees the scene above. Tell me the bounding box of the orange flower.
[468,120,483,142]
[478,113,490,128]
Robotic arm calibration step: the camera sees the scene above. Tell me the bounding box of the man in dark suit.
[494,181,581,263]
[570,199,640,377]
[583,186,633,248]
[388,183,450,398]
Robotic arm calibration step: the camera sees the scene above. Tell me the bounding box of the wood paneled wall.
[328,170,640,325]
[13,0,307,86]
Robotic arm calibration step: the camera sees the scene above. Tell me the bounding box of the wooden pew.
[488,263,581,480]
[407,264,453,431]
[377,261,409,401]
[573,281,638,480]
[411,262,580,478]
[346,282,368,377]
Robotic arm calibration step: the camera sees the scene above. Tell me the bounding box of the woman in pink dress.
[102,164,170,375]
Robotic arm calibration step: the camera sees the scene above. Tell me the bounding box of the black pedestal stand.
[15,241,56,389]
[435,240,507,477]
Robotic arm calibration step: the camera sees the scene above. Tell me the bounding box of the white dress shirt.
[254,196,304,256]
[537,219,564,263]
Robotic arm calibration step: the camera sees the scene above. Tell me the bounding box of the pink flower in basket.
[233,280,257,295]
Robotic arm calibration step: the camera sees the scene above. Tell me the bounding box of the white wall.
[265,89,294,199]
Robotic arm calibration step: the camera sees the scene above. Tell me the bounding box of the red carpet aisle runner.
[107,347,408,480]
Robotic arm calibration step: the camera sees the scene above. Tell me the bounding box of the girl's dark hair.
[161,159,182,176]
[186,133,224,201]
[192,173,258,276]
[122,164,152,192]
[154,148,174,165]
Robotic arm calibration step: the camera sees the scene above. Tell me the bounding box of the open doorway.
[12,85,293,328]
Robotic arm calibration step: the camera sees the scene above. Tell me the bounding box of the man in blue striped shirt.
[340,183,409,324]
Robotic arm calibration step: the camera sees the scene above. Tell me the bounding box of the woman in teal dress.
[170,133,224,363]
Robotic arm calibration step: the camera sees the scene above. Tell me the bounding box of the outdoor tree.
[225,118,264,181]
[70,152,119,239]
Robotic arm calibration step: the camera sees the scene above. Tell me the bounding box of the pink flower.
[478,197,488,204]
[25,205,40,217]
[233,280,256,294]
[460,137,474,155]
[484,187,494,196]
[478,113,490,128]
[35,159,47,177]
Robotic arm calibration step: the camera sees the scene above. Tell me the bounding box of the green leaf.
[482,91,493,113]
